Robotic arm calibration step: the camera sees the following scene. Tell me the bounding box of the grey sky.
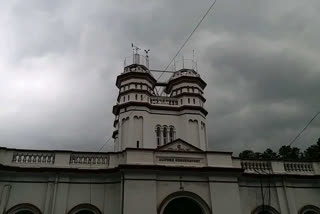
[1,0,319,153]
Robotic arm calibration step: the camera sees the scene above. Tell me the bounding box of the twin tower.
[112,51,208,152]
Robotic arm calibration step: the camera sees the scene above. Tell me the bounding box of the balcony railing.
[241,160,272,172]
[240,160,317,175]
[150,96,179,106]
[12,151,55,164]
[69,153,110,165]
[284,162,314,173]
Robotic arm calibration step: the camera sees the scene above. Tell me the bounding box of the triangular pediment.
[157,139,203,152]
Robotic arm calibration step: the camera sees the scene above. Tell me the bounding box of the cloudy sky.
[1,0,320,154]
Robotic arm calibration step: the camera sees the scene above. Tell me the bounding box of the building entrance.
[163,197,203,214]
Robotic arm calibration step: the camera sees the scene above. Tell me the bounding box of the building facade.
[0,52,320,214]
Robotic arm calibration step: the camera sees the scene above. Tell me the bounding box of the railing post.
[313,162,320,175]
[271,161,285,174]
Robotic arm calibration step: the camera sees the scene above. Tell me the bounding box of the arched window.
[252,205,280,214]
[68,204,102,214]
[156,126,161,146]
[5,203,41,214]
[299,205,320,214]
[135,94,138,100]
[163,126,168,145]
[169,126,175,142]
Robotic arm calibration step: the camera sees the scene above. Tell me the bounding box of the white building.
[0,51,320,214]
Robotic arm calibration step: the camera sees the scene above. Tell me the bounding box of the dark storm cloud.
[204,35,320,152]
[0,0,319,153]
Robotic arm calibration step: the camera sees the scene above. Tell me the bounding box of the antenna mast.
[131,43,141,64]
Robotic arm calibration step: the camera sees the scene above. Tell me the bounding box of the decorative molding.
[157,139,203,152]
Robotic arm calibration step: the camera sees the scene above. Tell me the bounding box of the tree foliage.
[239,138,320,161]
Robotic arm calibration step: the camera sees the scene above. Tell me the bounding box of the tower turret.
[112,48,208,152]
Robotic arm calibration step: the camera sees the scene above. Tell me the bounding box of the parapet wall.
[1,147,319,176]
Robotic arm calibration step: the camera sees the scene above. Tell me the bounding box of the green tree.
[278,145,301,160]
[261,148,278,160]
[239,150,255,159]
[254,152,262,159]
[304,138,320,161]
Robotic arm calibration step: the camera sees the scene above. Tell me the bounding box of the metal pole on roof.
[182,56,184,69]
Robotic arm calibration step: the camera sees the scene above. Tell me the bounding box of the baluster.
[70,156,74,164]
[12,154,17,163]
[248,162,252,170]
[47,155,52,164]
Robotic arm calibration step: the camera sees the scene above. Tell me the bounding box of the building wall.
[1,169,320,214]
[0,172,121,214]
[117,109,207,151]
